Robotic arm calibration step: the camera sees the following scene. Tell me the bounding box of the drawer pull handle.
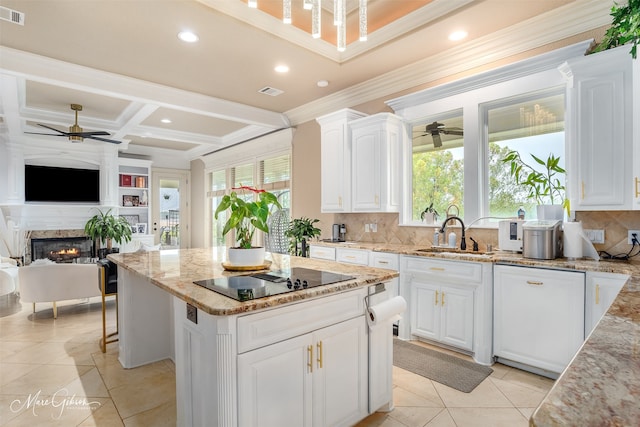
[527,280,544,286]
[595,284,600,305]
[636,177,640,198]
[377,261,389,265]
[346,256,356,259]
[435,290,439,306]
[441,292,445,306]
[317,341,323,369]
[430,267,445,272]
[307,345,313,373]
[581,181,585,200]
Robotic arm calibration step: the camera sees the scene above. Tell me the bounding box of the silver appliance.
[522,220,563,260]
[332,223,346,242]
[498,220,525,252]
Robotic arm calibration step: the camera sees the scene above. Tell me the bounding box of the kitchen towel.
[563,221,599,260]
[366,296,406,329]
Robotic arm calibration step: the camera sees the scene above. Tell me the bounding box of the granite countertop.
[107,247,398,316]
[311,240,640,426]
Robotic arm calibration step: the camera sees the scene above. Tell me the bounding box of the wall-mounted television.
[25,165,100,203]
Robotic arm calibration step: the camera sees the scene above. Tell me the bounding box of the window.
[485,91,565,220]
[411,110,464,221]
[207,153,291,247]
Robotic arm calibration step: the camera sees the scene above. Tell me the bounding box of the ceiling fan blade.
[24,131,67,137]
[87,135,122,144]
[432,133,442,148]
[36,123,69,135]
[69,131,111,137]
[442,130,464,136]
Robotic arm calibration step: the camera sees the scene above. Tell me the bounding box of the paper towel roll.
[563,221,599,260]
[366,296,406,329]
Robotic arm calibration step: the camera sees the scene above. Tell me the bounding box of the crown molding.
[285,0,613,125]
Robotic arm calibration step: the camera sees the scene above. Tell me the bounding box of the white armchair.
[18,263,101,318]
[0,257,19,296]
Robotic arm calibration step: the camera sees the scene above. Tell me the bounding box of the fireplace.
[30,237,94,263]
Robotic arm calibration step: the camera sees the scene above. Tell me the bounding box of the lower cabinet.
[493,265,585,376]
[237,316,368,427]
[585,271,628,337]
[412,281,474,351]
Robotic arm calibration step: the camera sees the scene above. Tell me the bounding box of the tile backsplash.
[333,211,640,255]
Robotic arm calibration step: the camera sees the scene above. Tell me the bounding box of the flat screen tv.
[25,165,100,203]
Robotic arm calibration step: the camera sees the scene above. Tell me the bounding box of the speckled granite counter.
[107,247,399,316]
[311,241,640,426]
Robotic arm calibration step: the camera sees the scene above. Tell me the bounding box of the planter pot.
[536,204,564,221]
[227,247,266,267]
[422,212,436,225]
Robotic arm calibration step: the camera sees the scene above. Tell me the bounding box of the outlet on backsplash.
[364,223,378,233]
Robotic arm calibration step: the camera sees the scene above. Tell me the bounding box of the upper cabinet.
[316,109,367,213]
[561,46,637,211]
[316,110,404,213]
[349,113,403,212]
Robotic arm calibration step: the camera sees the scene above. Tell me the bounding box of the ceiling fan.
[25,104,121,144]
[414,121,463,148]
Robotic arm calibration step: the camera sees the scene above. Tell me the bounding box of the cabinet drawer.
[370,252,399,271]
[237,287,367,353]
[309,245,336,261]
[403,256,483,284]
[336,248,369,265]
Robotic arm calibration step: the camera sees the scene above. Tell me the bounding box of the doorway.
[152,169,190,249]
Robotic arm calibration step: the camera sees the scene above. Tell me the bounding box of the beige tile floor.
[0,293,554,426]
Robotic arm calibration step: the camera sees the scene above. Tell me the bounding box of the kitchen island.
[108,247,400,427]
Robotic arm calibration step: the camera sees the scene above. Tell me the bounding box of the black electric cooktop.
[193,267,355,302]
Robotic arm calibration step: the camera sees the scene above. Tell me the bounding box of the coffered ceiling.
[0,0,612,162]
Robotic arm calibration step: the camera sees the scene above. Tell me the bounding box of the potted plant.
[214,186,282,266]
[285,217,321,257]
[591,0,640,59]
[84,208,133,258]
[502,150,569,220]
[420,203,439,224]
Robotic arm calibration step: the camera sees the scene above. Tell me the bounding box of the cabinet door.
[313,317,368,427]
[440,286,474,351]
[494,265,584,374]
[585,272,628,336]
[566,46,632,210]
[411,280,440,341]
[320,123,349,212]
[238,334,313,427]
[351,127,382,211]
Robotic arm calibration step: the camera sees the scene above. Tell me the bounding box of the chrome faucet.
[439,216,467,251]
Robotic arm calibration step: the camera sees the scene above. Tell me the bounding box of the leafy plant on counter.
[592,0,640,59]
[420,203,439,222]
[285,217,321,257]
[214,186,282,249]
[501,150,570,215]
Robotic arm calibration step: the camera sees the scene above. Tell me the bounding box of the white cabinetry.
[309,245,336,261]
[118,158,152,232]
[336,247,369,265]
[349,113,403,212]
[316,109,367,213]
[369,252,399,298]
[585,271,628,337]
[238,316,368,427]
[400,256,493,364]
[493,265,585,376]
[562,45,635,210]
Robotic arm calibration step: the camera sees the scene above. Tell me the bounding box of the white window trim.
[387,40,591,227]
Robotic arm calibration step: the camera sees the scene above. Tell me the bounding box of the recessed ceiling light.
[275,64,289,73]
[161,118,172,124]
[317,80,329,88]
[178,31,199,43]
[449,30,468,41]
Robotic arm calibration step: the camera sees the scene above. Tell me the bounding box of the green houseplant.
[214,186,282,265]
[502,150,569,218]
[84,208,132,257]
[420,203,439,224]
[592,0,640,59]
[285,217,321,257]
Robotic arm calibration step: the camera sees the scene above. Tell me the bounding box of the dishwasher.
[493,264,585,378]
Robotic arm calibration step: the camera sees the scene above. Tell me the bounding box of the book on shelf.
[120,174,132,187]
[135,176,146,188]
